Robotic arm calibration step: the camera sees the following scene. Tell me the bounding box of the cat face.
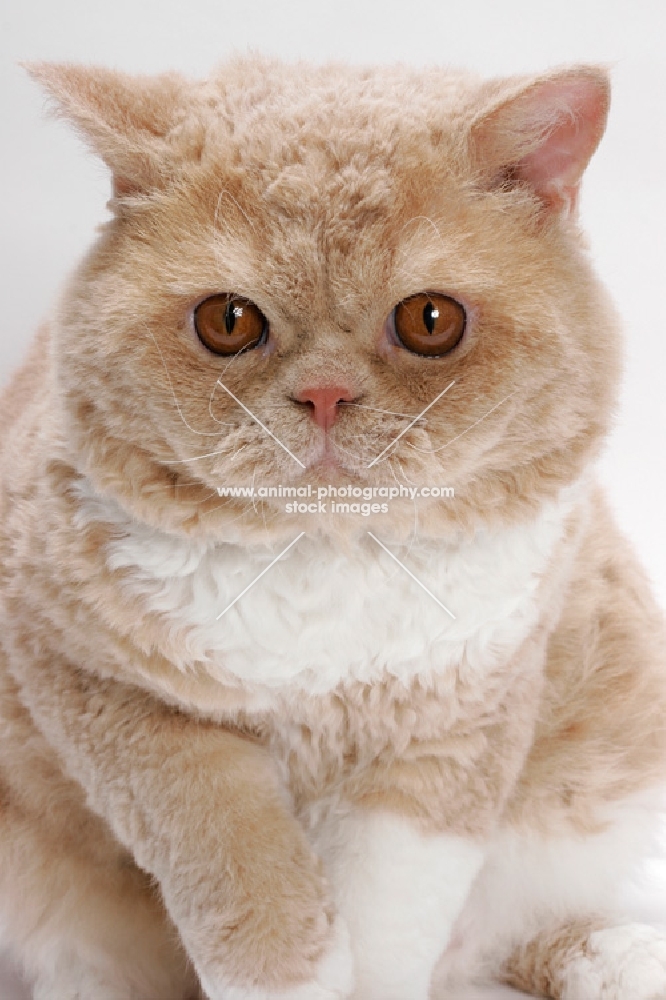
[33,58,621,545]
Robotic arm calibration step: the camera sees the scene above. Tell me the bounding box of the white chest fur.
[72,478,586,694]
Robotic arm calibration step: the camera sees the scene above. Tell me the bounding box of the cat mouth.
[302,440,359,477]
[307,446,344,471]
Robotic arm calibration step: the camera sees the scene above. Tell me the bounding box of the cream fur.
[0,55,664,1000]
[70,472,588,693]
[201,915,354,1000]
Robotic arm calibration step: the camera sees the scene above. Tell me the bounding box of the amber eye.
[194,294,267,355]
[392,292,466,357]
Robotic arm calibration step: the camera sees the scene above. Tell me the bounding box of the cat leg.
[0,806,198,1000]
[311,807,485,1000]
[10,658,353,1000]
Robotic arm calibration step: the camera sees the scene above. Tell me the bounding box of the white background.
[1,1,665,997]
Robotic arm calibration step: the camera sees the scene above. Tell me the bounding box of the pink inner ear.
[512,77,609,208]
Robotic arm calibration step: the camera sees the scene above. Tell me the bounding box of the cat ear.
[469,65,610,217]
[25,62,193,199]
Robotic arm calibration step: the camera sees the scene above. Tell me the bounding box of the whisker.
[169,446,230,465]
[193,490,219,504]
[249,465,259,517]
[339,400,426,420]
[214,188,257,234]
[329,436,368,464]
[142,324,232,437]
[390,452,419,488]
[207,341,260,426]
[406,391,517,455]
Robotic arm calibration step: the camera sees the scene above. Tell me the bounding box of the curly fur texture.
[1,56,665,999]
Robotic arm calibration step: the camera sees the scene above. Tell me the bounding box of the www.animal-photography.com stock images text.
[1,1,666,999]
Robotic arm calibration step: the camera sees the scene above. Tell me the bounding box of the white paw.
[200,916,354,1000]
[562,923,666,1000]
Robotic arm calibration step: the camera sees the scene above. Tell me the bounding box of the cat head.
[29,56,621,547]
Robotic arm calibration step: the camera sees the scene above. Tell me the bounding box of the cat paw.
[199,915,354,1000]
[561,923,666,1000]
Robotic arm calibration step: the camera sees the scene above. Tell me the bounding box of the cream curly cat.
[1,55,665,1000]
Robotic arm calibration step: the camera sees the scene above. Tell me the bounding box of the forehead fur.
[194,57,480,178]
[143,58,489,279]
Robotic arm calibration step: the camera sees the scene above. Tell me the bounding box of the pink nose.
[293,384,357,431]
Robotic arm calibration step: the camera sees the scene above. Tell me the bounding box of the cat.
[0,52,665,1000]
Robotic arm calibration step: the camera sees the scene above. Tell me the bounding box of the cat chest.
[95,496,577,695]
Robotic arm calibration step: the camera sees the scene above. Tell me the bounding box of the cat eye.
[392,292,466,357]
[194,294,267,355]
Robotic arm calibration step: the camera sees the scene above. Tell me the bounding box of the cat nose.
[292,384,358,431]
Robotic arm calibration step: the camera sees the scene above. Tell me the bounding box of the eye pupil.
[225,301,236,334]
[423,302,438,335]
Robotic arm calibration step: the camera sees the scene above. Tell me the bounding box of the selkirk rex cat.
[1,54,665,1000]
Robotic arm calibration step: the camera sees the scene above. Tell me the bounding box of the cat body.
[1,56,666,999]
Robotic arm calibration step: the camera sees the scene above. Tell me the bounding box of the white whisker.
[215,379,305,468]
[169,446,229,465]
[142,324,232,436]
[406,391,517,455]
[339,400,423,419]
[213,188,257,234]
[366,381,455,469]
